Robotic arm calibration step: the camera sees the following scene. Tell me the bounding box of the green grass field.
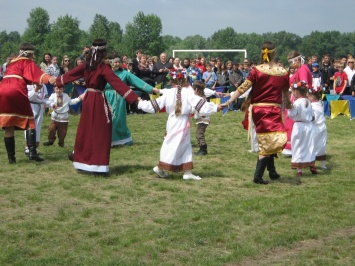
[0,110,354,265]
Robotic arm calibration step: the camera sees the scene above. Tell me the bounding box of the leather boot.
[253,157,269,184]
[196,144,207,155]
[267,155,280,180]
[26,129,44,161]
[4,137,16,164]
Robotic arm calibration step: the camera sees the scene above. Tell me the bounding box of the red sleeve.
[22,60,48,84]
[55,63,86,87]
[102,64,138,104]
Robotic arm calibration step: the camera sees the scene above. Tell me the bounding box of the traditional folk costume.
[55,62,138,174]
[237,64,289,184]
[283,64,313,156]
[104,68,153,146]
[138,86,218,178]
[288,98,316,171]
[238,65,289,155]
[311,100,327,168]
[24,84,52,156]
[0,56,53,162]
[44,92,81,147]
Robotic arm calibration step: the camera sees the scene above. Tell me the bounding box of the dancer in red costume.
[222,42,292,184]
[55,39,138,176]
[0,43,57,163]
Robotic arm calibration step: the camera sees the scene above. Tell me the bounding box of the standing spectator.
[46,56,61,77]
[333,63,348,96]
[209,57,217,72]
[320,54,334,94]
[55,38,138,176]
[0,43,57,163]
[344,58,355,95]
[39,53,52,72]
[241,62,251,82]
[195,55,206,74]
[202,63,218,89]
[351,73,355,97]
[186,59,202,85]
[0,55,14,80]
[228,62,243,110]
[137,54,155,87]
[182,58,190,69]
[60,55,72,74]
[152,52,173,88]
[60,55,73,95]
[132,49,142,74]
[311,62,323,93]
[78,46,90,61]
[172,57,184,71]
[122,54,128,69]
[216,61,229,87]
[222,41,291,184]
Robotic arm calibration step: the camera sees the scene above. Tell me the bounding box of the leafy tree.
[88,14,110,41]
[0,31,21,63]
[43,14,82,62]
[21,7,50,57]
[122,11,164,57]
[107,22,123,56]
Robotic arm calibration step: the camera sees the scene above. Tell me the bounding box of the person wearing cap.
[311,62,323,93]
[0,43,57,164]
[344,58,355,95]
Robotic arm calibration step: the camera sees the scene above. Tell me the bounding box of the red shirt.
[334,72,348,94]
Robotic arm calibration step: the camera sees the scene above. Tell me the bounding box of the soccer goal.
[172,49,247,60]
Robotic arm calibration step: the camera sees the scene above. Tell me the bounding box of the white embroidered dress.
[311,100,327,160]
[288,98,316,168]
[138,86,218,172]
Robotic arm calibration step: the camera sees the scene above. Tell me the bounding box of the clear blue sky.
[1,0,353,39]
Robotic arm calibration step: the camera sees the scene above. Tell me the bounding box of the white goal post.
[172,49,247,59]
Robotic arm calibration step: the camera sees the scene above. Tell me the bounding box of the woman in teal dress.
[105,57,159,146]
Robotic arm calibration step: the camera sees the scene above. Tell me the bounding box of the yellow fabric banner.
[330,100,350,119]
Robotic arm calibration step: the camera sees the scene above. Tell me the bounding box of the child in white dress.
[288,81,316,177]
[138,69,221,180]
[308,89,328,170]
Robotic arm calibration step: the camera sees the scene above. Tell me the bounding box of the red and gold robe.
[239,65,289,155]
[0,57,51,129]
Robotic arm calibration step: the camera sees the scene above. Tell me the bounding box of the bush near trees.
[0,7,354,65]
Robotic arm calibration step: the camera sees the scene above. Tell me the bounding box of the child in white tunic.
[138,69,221,180]
[288,81,316,177]
[24,84,52,155]
[308,90,328,170]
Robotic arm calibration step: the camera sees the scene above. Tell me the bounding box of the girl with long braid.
[138,69,222,180]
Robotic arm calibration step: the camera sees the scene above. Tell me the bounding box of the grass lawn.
[0,110,354,265]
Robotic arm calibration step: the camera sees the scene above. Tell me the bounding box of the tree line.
[1,7,354,65]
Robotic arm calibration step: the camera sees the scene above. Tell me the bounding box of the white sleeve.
[204,88,216,98]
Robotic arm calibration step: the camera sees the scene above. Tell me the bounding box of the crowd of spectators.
[1,49,355,108]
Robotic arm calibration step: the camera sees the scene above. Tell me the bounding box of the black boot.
[4,137,16,164]
[267,155,280,180]
[196,144,207,155]
[26,129,44,161]
[253,157,269,184]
